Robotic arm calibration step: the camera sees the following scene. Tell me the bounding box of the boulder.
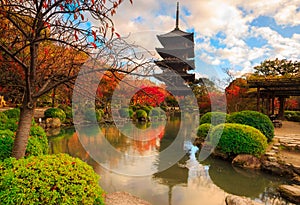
[45,117,61,128]
[232,154,261,169]
[225,194,263,205]
[278,184,300,204]
[261,161,294,177]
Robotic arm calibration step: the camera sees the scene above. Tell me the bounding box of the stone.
[265,152,276,156]
[274,143,281,146]
[292,165,300,175]
[292,176,300,185]
[278,184,300,204]
[261,161,294,177]
[267,156,277,162]
[46,117,61,128]
[232,154,261,169]
[225,194,263,205]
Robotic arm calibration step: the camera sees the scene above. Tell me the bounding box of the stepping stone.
[278,184,300,204]
[265,152,276,156]
[268,157,277,162]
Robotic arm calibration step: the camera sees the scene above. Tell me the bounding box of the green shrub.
[227,110,274,142]
[135,109,147,120]
[0,112,8,124]
[0,130,15,161]
[27,125,48,157]
[0,118,18,132]
[84,108,102,122]
[3,108,20,120]
[284,111,300,122]
[210,123,268,156]
[44,108,66,122]
[58,104,73,119]
[0,125,48,161]
[142,106,152,116]
[197,123,213,142]
[0,154,105,205]
[200,112,229,125]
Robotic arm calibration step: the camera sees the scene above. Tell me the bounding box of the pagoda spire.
[175,2,179,30]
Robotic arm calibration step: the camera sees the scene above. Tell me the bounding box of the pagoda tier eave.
[154,59,195,71]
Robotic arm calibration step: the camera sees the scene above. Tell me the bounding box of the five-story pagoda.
[155,2,195,95]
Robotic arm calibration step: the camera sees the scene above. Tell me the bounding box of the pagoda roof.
[157,28,194,39]
[154,59,195,70]
[156,47,194,59]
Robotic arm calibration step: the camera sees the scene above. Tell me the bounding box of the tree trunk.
[11,104,35,159]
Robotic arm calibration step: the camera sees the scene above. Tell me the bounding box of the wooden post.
[256,87,260,112]
[278,97,285,120]
[271,95,275,115]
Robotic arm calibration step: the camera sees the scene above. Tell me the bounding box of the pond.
[48,116,293,205]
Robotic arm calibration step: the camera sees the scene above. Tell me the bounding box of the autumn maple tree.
[0,0,134,159]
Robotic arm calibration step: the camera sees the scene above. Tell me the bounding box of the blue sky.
[111,0,300,86]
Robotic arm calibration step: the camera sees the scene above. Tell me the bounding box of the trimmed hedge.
[200,112,229,125]
[227,110,274,142]
[0,112,8,124]
[135,109,147,120]
[197,123,213,142]
[0,130,14,161]
[0,154,105,205]
[284,111,300,122]
[44,108,66,122]
[210,123,268,156]
[0,125,48,161]
[58,105,73,119]
[3,108,20,120]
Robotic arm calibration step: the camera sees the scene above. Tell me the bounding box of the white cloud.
[108,0,300,80]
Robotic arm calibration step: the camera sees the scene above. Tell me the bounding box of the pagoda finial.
[175,2,179,29]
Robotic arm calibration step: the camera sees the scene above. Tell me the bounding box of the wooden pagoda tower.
[154,2,195,95]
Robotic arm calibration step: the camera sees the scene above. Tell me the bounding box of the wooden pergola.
[247,77,300,119]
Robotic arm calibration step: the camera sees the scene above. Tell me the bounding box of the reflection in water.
[49,118,293,205]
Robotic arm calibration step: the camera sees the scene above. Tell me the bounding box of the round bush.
[27,125,49,157]
[142,106,152,116]
[58,104,73,119]
[210,123,268,156]
[3,108,20,120]
[44,108,66,122]
[227,110,274,142]
[0,130,15,161]
[135,109,148,120]
[200,112,229,125]
[0,125,48,161]
[0,154,105,205]
[197,123,213,142]
[0,112,8,124]
[0,118,18,132]
[284,111,300,122]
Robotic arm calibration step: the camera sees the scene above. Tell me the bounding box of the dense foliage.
[196,123,213,142]
[284,111,300,122]
[135,109,148,120]
[44,108,66,122]
[0,154,105,205]
[199,112,229,125]
[227,110,274,142]
[210,123,268,156]
[2,108,20,120]
[0,125,48,161]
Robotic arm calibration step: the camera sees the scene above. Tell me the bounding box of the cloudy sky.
[111,0,300,84]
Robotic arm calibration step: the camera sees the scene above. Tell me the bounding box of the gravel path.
[105,192,152,205]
